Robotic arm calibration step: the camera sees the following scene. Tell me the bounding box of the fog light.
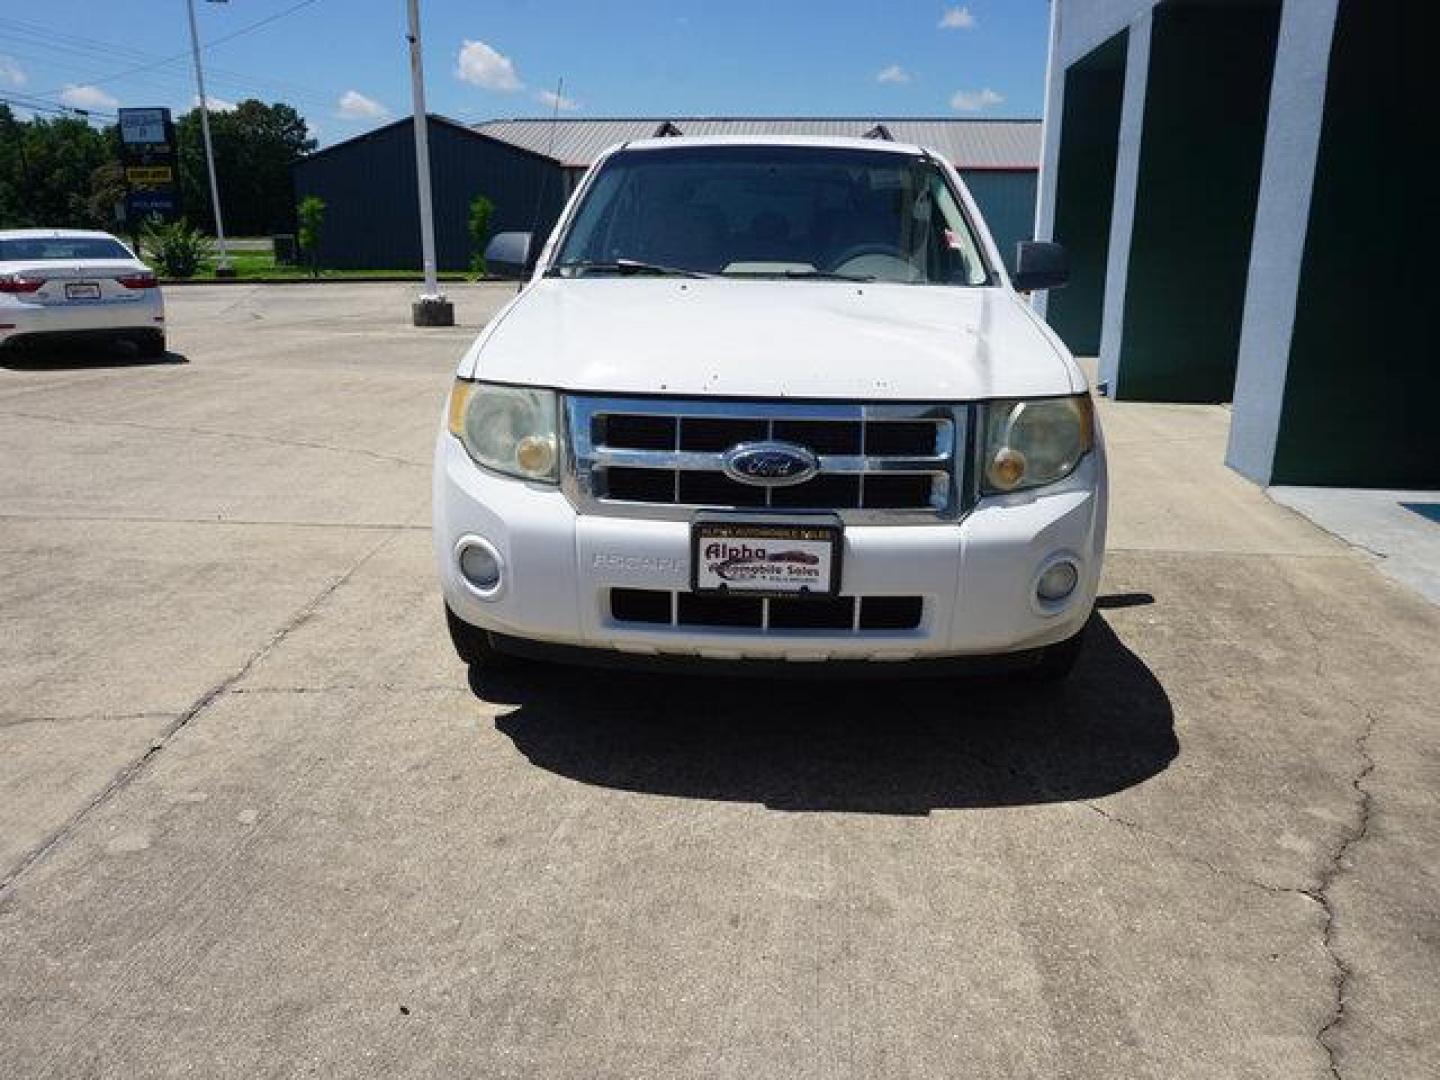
[457,538,502,595]
[1036,560,1079,603]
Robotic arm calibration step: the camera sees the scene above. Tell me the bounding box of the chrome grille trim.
[564,395,969,523]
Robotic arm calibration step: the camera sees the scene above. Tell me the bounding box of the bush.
[142,218,213,278]
[296,196,325,277]
[468,194,495,276]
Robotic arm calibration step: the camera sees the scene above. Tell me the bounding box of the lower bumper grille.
[610,589,923,632]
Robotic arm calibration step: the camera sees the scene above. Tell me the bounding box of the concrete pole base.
[412,298,455,327]
[214,265,237,279]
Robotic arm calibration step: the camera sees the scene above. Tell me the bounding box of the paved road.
[1,285,1436,1078]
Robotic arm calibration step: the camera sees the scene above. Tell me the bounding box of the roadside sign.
[119,108,170,147]
[118,107,180,224]
[126,191,180,219]
[126,165,175,187]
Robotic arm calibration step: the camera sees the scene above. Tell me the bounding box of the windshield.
[0,237,133,261]
[551,145,992,286]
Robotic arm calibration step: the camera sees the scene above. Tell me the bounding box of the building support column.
[1095,11,1151,395]
[1031,0,1066,322]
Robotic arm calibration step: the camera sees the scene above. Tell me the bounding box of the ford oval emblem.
[721,441,820,487]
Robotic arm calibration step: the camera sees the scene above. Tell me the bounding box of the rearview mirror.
[484,232,533,280]
[1012,241,1068,292]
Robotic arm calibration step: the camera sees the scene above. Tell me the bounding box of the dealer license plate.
[65,282,101,300]
[692,520,842,597]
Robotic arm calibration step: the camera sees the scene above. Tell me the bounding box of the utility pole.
[185,0,233,276]
[405,0,454,325]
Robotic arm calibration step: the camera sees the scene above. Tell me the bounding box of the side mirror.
[484,231,533,279]
[1012,241,1068,292]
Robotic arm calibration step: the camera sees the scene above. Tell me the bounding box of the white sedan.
[0,229,166,356]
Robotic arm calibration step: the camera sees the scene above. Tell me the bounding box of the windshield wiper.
[778,269,875,282]
[720,268,875,282]
[552,259,713,279]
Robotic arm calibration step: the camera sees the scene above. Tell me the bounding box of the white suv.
[435,138,1105,680]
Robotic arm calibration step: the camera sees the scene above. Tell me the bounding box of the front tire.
[445,604,505,668]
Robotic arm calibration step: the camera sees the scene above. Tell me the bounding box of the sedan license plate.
[65,282,101,301]
[692,520,842,597]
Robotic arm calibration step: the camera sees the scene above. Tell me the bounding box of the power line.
[0,93,116,121]
[1,37,335,116]
[29,0,327,98]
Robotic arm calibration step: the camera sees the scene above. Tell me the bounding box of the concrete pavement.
[1,284,1436,1078]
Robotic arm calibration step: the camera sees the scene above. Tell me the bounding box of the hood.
[462,278,1081,400]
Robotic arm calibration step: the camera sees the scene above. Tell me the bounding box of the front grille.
[567,397,966,523]
[610,589,924,632]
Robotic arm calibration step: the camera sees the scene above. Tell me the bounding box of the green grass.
[151,246,472,282]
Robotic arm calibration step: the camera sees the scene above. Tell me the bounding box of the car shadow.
[475,613,1176,815]
[0,340,187,370]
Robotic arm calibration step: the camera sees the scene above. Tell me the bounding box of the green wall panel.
[960,169,1038,274]
[1271,0,1437,486]
[1114,3,1280,402]
[1046,31,1127,357]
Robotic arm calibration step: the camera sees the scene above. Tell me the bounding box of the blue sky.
[0,2,1050,145]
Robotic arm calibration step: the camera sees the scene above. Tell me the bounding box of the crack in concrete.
[229,683,468,696]
[1081,715,1379,1080]
[0,407,428,469]
[1276,577,1383,1079]
[934,614,1381,1080]
[1314,708,1377,1080]
[1077,799,1298,898]
[0,710,172,732]
[0,530,397,901]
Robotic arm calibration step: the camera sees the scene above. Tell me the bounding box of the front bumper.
[434,434,1107,663]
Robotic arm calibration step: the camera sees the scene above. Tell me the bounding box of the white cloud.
[876,64,911,85]
[58,84,119,110]
[938,6,977,30]
[0,56,26,88]
[337,89,389,120]
[536,88,579,112]
[456,39,522,91]
[193,94,237,112]
[949,87,1003,112]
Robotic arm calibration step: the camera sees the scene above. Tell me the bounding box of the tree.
[0,99,314,236]
[0,107,113,229]
[296,195,325,277]
[468,194,495,275]
[88,161,127,231]
[0,105,27,226]
[175,100,315,236]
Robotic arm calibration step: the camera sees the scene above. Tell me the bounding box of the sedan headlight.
[981,394,1094,494]
[447,380,559,483]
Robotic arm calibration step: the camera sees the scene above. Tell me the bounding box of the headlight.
[981,394,1093,494]
[447,380,559,483]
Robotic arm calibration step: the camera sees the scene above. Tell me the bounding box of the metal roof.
[471,117,1041,170]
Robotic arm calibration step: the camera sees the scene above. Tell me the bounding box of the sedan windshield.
[0,237,133,261]
[552,145,992,286]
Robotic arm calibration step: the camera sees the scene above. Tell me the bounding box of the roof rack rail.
[862,123,893,141]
